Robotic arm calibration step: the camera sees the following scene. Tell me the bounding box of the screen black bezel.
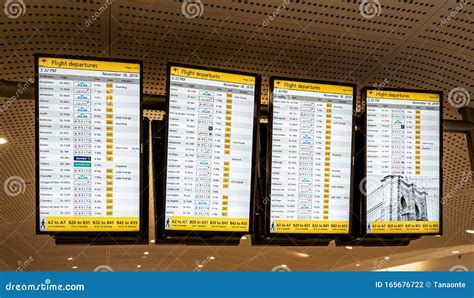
[35,53,148,238]
[157,62,261,238]
[361,86,443,237]
[265,76,357,237]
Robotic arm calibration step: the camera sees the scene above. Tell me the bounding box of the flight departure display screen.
[164,65,258,232]
[365,89,441,234]
[36,55,142,233]
[269,78,355,234]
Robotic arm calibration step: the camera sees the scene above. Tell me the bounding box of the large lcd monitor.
[267,77,356,235]
[35,54,145,235]
[363,88,442,235]
[159,63,260,236]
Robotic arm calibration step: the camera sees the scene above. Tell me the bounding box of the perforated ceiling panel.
[0,0,473,271]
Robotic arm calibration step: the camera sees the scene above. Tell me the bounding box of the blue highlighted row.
[74,162,91,167]
[74,156,91,161]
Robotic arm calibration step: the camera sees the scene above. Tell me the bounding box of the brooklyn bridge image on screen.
[367,175,439,224]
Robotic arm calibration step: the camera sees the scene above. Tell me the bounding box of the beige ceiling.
[0,0,473,271]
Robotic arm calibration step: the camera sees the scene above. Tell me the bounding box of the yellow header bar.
[170,66,255,85]
[274,79,353,95]
[367,90,440,102]
[38,57,140,73]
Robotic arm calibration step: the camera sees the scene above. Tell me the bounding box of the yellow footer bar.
[370,221,439,234]
[168,216,248,232]
[45,216,139,232]
[274,220,349,234]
